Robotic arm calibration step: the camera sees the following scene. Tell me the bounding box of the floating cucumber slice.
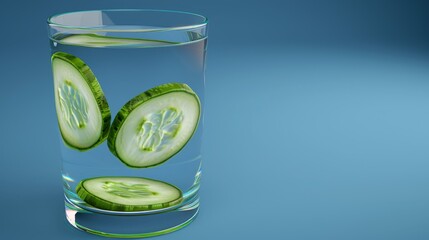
[52,52,111,150]
[76,176,183,211]
[108,83,200,168]
[55,33,177,48]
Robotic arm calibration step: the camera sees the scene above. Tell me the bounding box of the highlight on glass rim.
[48,9,208,238]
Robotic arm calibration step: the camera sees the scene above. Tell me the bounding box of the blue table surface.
[2,44,429,240]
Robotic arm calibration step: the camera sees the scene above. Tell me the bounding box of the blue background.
[2,0,429,239]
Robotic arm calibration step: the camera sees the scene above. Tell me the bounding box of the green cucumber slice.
[52,52,111,150]
[108,83,200,168]
[76,176,183,211]
[55,33,178,48]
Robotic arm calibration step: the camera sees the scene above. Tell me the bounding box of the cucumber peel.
[52,52,111,150]
[108,83,200,168]
[76,176,183,211]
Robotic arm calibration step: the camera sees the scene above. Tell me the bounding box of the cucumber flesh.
[52,52,111,150]
[108,83,200,168]
[76,176,183,211]
[56,34,177,48]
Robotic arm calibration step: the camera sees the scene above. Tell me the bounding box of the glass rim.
[47,9,208,32]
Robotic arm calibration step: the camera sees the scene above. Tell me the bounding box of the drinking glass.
[47,9,208,238]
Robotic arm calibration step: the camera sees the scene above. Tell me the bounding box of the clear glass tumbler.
[47,9,208,238]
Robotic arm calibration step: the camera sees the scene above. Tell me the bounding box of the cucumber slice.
[108,83,200,168]
[52,52,111,150]
[76,176,183,211]
[55,33,177,48]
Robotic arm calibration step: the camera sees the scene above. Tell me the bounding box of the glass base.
[64,194,199,238]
